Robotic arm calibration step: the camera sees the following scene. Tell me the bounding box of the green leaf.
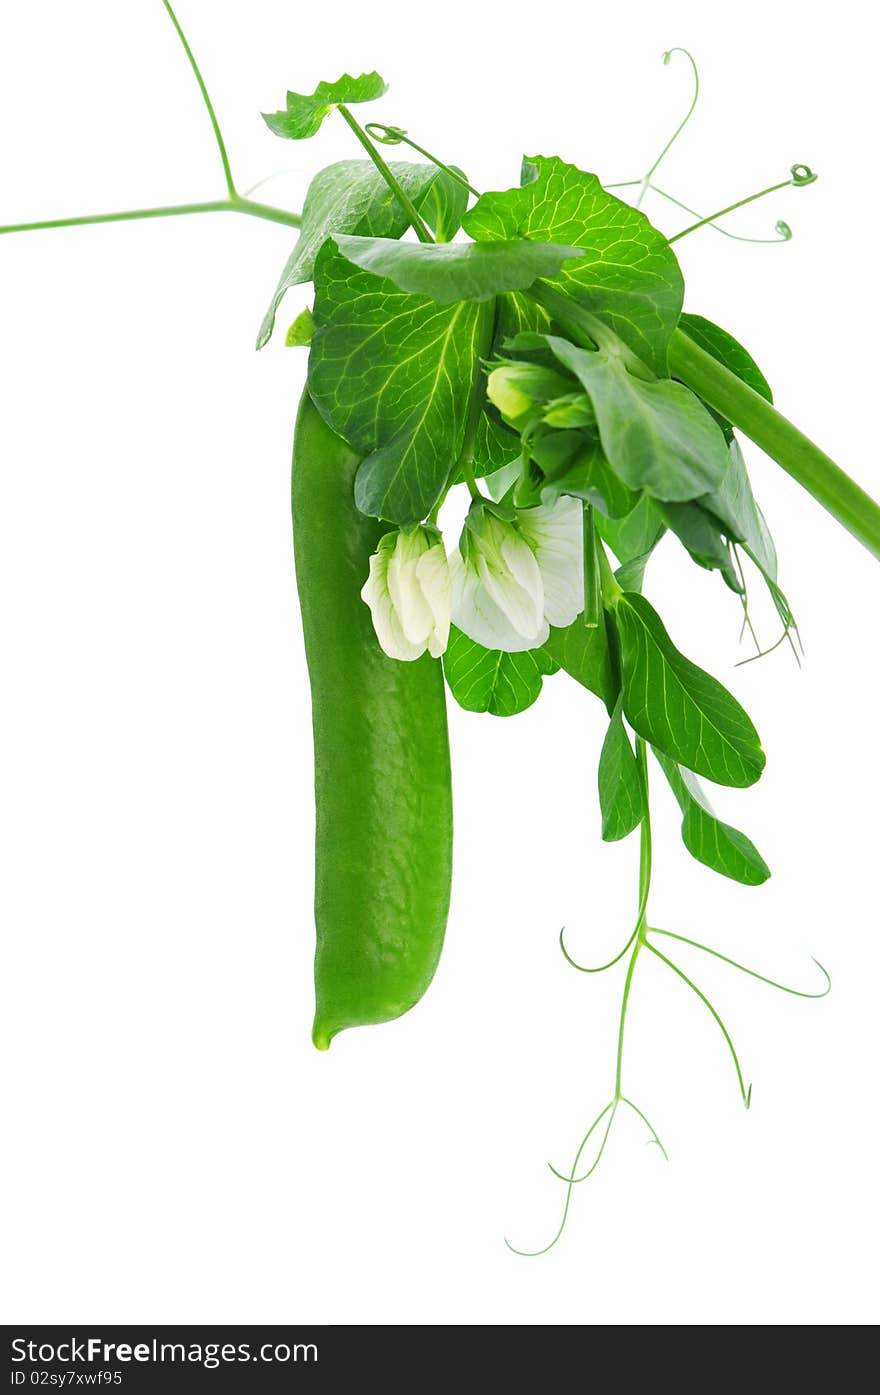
[333,235,584,304]
[659,501,742,591]
[544,337,731,501]
[494,289,552,345]
[678,313,773,405]
[614,593,765,788]
[533,434,637,517]
[541,393,596,429]
[542,614,618,711]
[596,495,666,571]
[613,551,653,594]
[598,700,645,841]
[471,411,519,481]
[263,72,387,140]
[702,439,778,579]
[653,748,770,885]
[285,307,314,347]
[462,155,683,375]
[442,626,556,716]
[309,242,482,524]
[257,160,444,348]
[418,166,470,243]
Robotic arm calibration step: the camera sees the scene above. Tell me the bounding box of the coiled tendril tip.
[365,121,406,145]
[791,163,817,186]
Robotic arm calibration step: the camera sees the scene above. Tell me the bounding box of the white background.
[1,0,877,1327]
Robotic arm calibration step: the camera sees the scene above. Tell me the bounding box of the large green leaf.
[462,156,683,375]
[309,242,482,524]
[263,72,387,140]
[442,626,557,716]
[653,748,770,885]
[545,338,731,502]
[333,234,584,303]
[542,614,617,710]
[615,593,765,788]
[598,700,645,841]
[257,160,444,348]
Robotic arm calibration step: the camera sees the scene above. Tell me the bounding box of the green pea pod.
[292,390,453,1049]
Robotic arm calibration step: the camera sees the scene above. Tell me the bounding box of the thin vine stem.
[649,929,831,998]
[558,740,651,975]
[559,923,638,974]
[615,739,651,1096]
[1,2,307,241]
[668,177,793,243]
[646,940,752,1108]
[161,0,236,197]
[0,197,302,239]
[635,47,700,207]
[605,179,791,244]
[364,123,480,196]
[336,106,434,243]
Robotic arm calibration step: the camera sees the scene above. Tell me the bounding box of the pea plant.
[4,5,879,1254]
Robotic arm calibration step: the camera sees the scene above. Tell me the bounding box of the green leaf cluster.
[276,129,780,888]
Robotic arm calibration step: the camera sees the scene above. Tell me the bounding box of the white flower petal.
[517,497,585,628]
[416,544,451,657]
[499,532,545,634]
[466,510,544,641]
[387,531,433,646]
[361,548,425,661]
[450,548,548,653]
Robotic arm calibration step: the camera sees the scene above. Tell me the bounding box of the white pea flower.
[449,497,584,653]
[361,526,451,661]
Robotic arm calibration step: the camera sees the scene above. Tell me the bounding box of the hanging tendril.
[646,940,753,1108]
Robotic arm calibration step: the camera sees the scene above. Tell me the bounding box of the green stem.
[233,197,302,229]
[456,301,495,501]
[668,178,790,243]
[0,196,301,239]
[614,738,651,1099]
[669,328,880,561]
[0,201,230,236]
[336,106,434,243]
[582,504,600,628]
[161,0,236,197]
